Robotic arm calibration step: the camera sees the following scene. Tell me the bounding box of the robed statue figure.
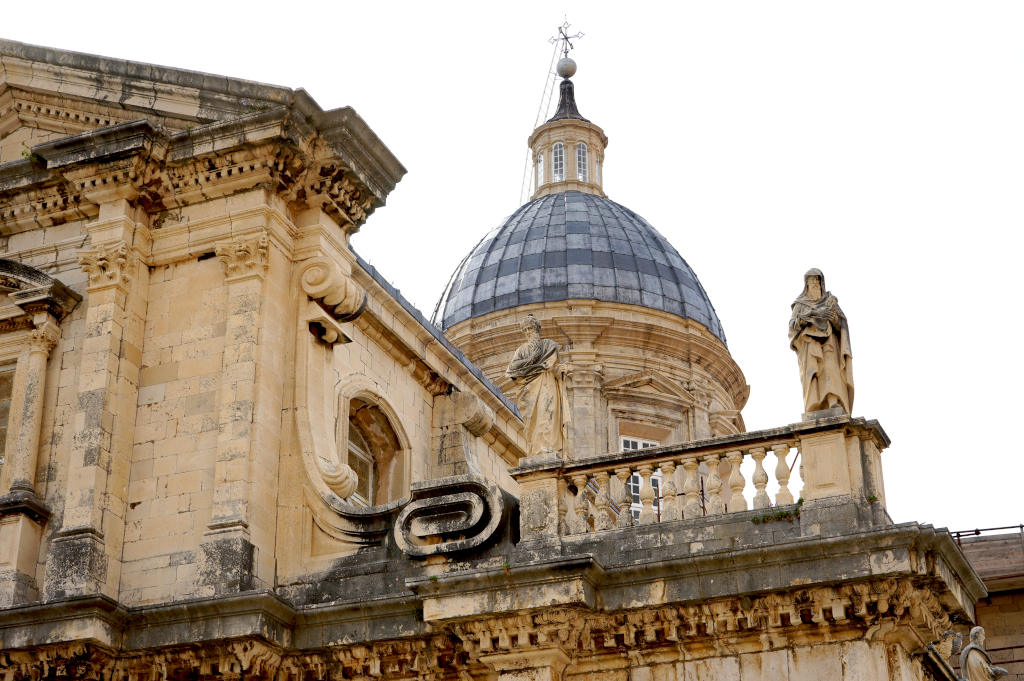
[789,269,854,414]
[506,315,571,457]
[960,627,1009,681]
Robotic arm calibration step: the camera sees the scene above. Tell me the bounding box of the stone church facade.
[0,39,1004,681]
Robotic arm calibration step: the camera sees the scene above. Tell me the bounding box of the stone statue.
[789,268,854,415]
[506,315,571,457]
[960,626,1008,681]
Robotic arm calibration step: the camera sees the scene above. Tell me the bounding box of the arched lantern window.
[552,143,565,182]
[577,143,589,182]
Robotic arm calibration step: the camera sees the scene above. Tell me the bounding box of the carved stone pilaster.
[77,241,132,291]
[215,232,269,281]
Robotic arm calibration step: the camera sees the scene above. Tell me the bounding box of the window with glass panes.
[576,143,588,182]
[0,366,12,469]
[347,422,375,507]
[621,436,661,520]
[552,143,565,182]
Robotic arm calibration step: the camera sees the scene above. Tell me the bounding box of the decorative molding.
[0,258,81,322]
[0,576,960,681]
[77,241,132,290]
[215,232,269,281]
[27,320,59,356]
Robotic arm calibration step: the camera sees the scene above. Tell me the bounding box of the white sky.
[5,1,1023,533]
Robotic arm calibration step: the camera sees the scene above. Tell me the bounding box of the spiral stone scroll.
[298,257,367,321]
[394,476,507,557]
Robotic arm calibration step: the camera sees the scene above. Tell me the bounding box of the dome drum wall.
[444,301,748,458]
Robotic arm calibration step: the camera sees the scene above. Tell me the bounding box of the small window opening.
[576,143,589,182]
[552,143,565,182]
[0,366,13,468]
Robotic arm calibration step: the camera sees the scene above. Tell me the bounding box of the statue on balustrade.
[960,626,1009,681]
[789,268,854,415]
[506,315,571,458]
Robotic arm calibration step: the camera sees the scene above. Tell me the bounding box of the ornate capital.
[28,320,60,356]
[77,241,132,290]
[215,232,269,281]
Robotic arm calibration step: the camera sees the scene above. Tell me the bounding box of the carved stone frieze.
[77,241,132,290]
[215,232,269,280]
[298,162,377,230]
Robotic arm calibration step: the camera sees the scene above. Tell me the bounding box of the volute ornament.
[298,257,366,320]
[789,268,854,415]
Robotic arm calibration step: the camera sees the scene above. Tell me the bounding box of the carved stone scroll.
[394,475,506,557]
[298,257,366,321]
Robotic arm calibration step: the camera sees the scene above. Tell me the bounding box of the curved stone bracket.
[394,475,507,558]
[298,257,366,321]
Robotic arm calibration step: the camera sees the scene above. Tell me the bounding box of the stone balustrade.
[510,415,889,542]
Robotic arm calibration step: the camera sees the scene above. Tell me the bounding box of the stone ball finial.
[556,57,577,79]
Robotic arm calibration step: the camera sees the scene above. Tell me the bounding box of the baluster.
[726,450,747,512]
[773,444,795,505]
[593,470,614,531]
[750,447,770,509]
[703,454,724,515]
[681,458,701,519]
[659,461,679,521]
[567,474,590,534]
[615,468,634,528]
[637,465,656,525]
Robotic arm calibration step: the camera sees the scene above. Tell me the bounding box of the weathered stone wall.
[0,105,524,606]
[975,592,1024,680]
[958,532,1024,680]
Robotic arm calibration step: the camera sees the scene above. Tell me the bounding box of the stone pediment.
[601,370,695,408]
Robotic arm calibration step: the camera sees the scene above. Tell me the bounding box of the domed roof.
[435,191,727,343]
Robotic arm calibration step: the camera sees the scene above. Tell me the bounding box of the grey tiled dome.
[435,191,726,343]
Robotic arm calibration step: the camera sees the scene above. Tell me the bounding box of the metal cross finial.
[549,21,584,58]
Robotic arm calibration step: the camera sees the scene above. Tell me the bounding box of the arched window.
[577,143,589,182]
[346,397,404,506]
[536,152,544,187]
[552,143,564,182]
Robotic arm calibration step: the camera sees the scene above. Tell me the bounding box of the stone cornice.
[0,38,405,208]
[0,100,402,236]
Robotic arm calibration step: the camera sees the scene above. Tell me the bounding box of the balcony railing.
[510,415,889,541]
